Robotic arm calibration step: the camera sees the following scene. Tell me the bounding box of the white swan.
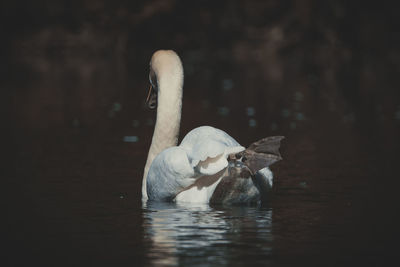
[142,50,283,204]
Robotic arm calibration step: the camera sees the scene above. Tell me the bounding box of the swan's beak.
[146,84,157,109]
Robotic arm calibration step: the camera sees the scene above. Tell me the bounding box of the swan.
[142,50,283,204]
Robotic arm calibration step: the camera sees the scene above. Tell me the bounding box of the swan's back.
[180,126,245,175]
[180,126,240,148]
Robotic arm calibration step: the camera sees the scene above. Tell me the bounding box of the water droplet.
[282,109,291,118]
[113,102,122,112]
[123,136,139,143]
[295,112,305,121]
[120,195,124,199]
[249,119,257,127]
[299,181,308,189]
[217,106,230,116]
[246,107,255,116]
[222,79,234,91]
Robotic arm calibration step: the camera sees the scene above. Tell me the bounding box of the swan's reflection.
[142,202,273,266]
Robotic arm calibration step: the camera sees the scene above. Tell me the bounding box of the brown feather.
[241,136,284,175]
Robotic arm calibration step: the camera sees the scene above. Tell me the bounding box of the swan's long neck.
[142,54,184,200]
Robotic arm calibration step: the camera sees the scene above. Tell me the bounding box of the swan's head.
[146,50,183,110]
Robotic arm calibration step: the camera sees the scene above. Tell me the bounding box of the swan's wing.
[209,161,260,204]
[190,140,245,175]
[242,136,284,175]
[179,126,245,176]
[174,168,227,203]
[210,154,277,204]
[175,134,284,204]
[146,147,195,201]
[247,136,284,157]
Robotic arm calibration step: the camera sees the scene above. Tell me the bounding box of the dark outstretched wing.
[247,136,284,157]
[242,136,284,175]
[211,136,284,204]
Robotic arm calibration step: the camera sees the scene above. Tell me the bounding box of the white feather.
[146,147,195,201]
[146,126,245,202]
[174,176,223,203]
[181,126,245,175]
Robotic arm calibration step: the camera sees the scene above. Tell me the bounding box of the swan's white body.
[142,50,275,203]
[146,126,246,202]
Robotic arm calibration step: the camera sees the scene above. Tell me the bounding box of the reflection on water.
[142,202,273,266]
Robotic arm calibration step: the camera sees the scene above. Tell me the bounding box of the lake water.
[9,119,399,267]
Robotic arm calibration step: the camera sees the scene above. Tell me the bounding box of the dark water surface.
[9,120,400,267]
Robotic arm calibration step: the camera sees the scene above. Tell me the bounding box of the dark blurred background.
[5,0,400,266]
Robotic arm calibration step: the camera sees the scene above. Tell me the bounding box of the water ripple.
[142,202,273,266]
